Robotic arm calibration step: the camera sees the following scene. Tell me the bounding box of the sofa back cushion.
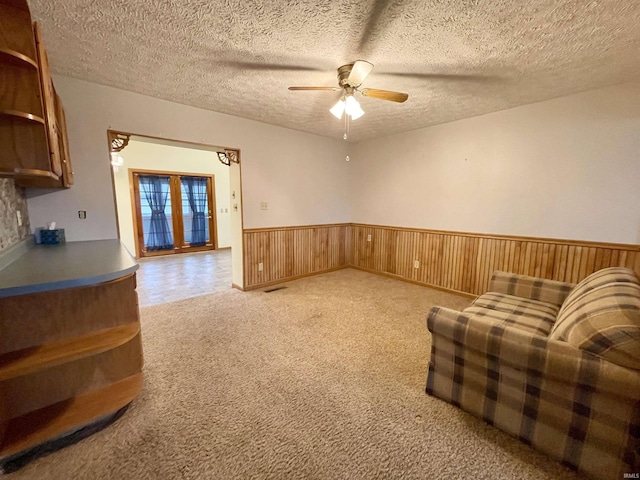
[560,267,640,309]
[550,267,640,369]
[489,271,575,307]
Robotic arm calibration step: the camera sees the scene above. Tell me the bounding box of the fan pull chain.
[343,111,349,140]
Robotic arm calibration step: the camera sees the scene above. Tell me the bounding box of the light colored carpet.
[10,269,579,479]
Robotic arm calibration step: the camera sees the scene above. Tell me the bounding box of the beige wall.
[113,139,231,255]
[23,77,639,287]
[349,82,640,244]
[26,76,350,240]
[26,75,349,287]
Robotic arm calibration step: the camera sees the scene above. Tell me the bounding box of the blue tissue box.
[39,229,66,245]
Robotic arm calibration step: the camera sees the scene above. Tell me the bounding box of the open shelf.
[0,48,37,69]
[0,372,143,459]
[0,322,140,381]
[10,168,59,179]
[0,109,45,124]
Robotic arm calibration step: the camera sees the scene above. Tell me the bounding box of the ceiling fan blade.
[347,60,374,87]
[360,88,408,103]
[380,72,500,82]
[216,61,324,72]
[357,0,391,53]
[288,86,341,91]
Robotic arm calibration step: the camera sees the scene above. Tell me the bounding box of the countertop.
[0,239,138,298]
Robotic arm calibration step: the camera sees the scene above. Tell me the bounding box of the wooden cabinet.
[0,274,143,465]
[0,0,73,188]
[0,240,143,468]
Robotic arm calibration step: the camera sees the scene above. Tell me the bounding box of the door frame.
[130,168,217,258]
[107,129,245,289]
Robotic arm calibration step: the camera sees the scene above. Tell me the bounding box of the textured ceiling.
[28,0,640,143]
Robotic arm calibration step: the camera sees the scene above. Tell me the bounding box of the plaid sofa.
[426,267,640,480]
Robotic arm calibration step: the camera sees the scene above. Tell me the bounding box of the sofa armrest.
[427,306,640,398]
[489,271,575,307]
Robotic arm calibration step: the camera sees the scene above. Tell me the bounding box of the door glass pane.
[180,176,210,247]
[138,175,174,251]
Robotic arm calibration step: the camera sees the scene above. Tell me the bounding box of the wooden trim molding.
[243,222,639,295]
[243,223,350,233]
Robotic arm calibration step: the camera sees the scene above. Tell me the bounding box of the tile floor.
[135,249,232,307]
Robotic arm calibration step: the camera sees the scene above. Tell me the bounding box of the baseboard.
[348,265,477,299]
[241,264,477,298]
[242,265,350,291]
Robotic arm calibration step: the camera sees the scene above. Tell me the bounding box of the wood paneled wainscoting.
[243,224,350,289]
[349,224,640,297]
[242,223,640,295]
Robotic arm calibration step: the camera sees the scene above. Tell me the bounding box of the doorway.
[131,170,217,257]
[108,132,245,290]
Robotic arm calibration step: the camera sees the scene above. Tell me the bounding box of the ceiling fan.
[288,60,408,137]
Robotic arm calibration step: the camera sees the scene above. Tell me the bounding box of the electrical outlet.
[78,210,87,219]
[414,260,420,269]
[367,234,372,242]
[260,202,268,210]
[16,211,22,227]
[258,262,264,272]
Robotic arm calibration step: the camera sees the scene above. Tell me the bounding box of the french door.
[131,170,217,257]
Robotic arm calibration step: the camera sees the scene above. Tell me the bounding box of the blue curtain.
[182,176,208,247]
[139,175,174,251]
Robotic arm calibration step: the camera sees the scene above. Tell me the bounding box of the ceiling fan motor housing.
[338,63,356,87]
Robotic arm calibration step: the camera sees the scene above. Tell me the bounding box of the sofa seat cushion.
[549,279,640,370]
[463,292,559,336]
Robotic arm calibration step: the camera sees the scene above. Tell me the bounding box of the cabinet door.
[54,91,73,186]
[33,22,62,177]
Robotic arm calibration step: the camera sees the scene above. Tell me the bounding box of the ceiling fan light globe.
[345,95,365,119]
[350,108,365,120]
[330,99,345,119]
[344,95,360,113]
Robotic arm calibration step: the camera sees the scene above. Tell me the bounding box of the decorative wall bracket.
[217,149,240,166]
[108,132,131,152]
[108,132,130,172]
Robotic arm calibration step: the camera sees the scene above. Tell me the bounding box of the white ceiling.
[28,0,640,143]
